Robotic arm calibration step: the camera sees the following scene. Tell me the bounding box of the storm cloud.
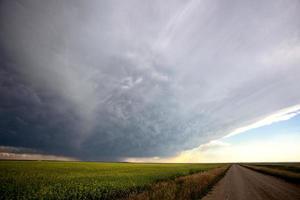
[0,0,300,160]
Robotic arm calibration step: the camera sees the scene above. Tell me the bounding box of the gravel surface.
[202,164,300,200]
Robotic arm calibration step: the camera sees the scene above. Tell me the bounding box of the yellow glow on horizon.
[124,135,300,163]
[124,105,300,163]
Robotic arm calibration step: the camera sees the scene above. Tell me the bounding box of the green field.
[0,161,223,200]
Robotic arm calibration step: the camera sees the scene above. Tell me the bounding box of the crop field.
[0,161,223,200]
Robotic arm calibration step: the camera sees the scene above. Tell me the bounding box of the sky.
[0,0,300,162]
[126,107,300,163]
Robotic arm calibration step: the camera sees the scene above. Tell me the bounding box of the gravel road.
[202,164,300,200]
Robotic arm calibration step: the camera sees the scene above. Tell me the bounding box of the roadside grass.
[252,163,300,173]
[127,165,229,200]
[0,161,224,200]
[243,164,300,184]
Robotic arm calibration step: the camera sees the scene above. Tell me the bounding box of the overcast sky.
[1,0,300,161]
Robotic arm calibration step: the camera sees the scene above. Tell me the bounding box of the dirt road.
[202,164,300,200]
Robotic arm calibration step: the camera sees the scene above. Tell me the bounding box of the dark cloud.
[0,0,300,160]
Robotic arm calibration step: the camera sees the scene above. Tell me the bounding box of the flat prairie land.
[0,161,224,200]
[242,163,300,183]
[250,162,300,173]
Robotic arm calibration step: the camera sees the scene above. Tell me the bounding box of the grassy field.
[252,163,300,173]
[0,161,224,200]
[243,163,300,183]
[129,165,229,200]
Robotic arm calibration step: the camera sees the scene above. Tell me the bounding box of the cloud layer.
[0,0,300,160]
